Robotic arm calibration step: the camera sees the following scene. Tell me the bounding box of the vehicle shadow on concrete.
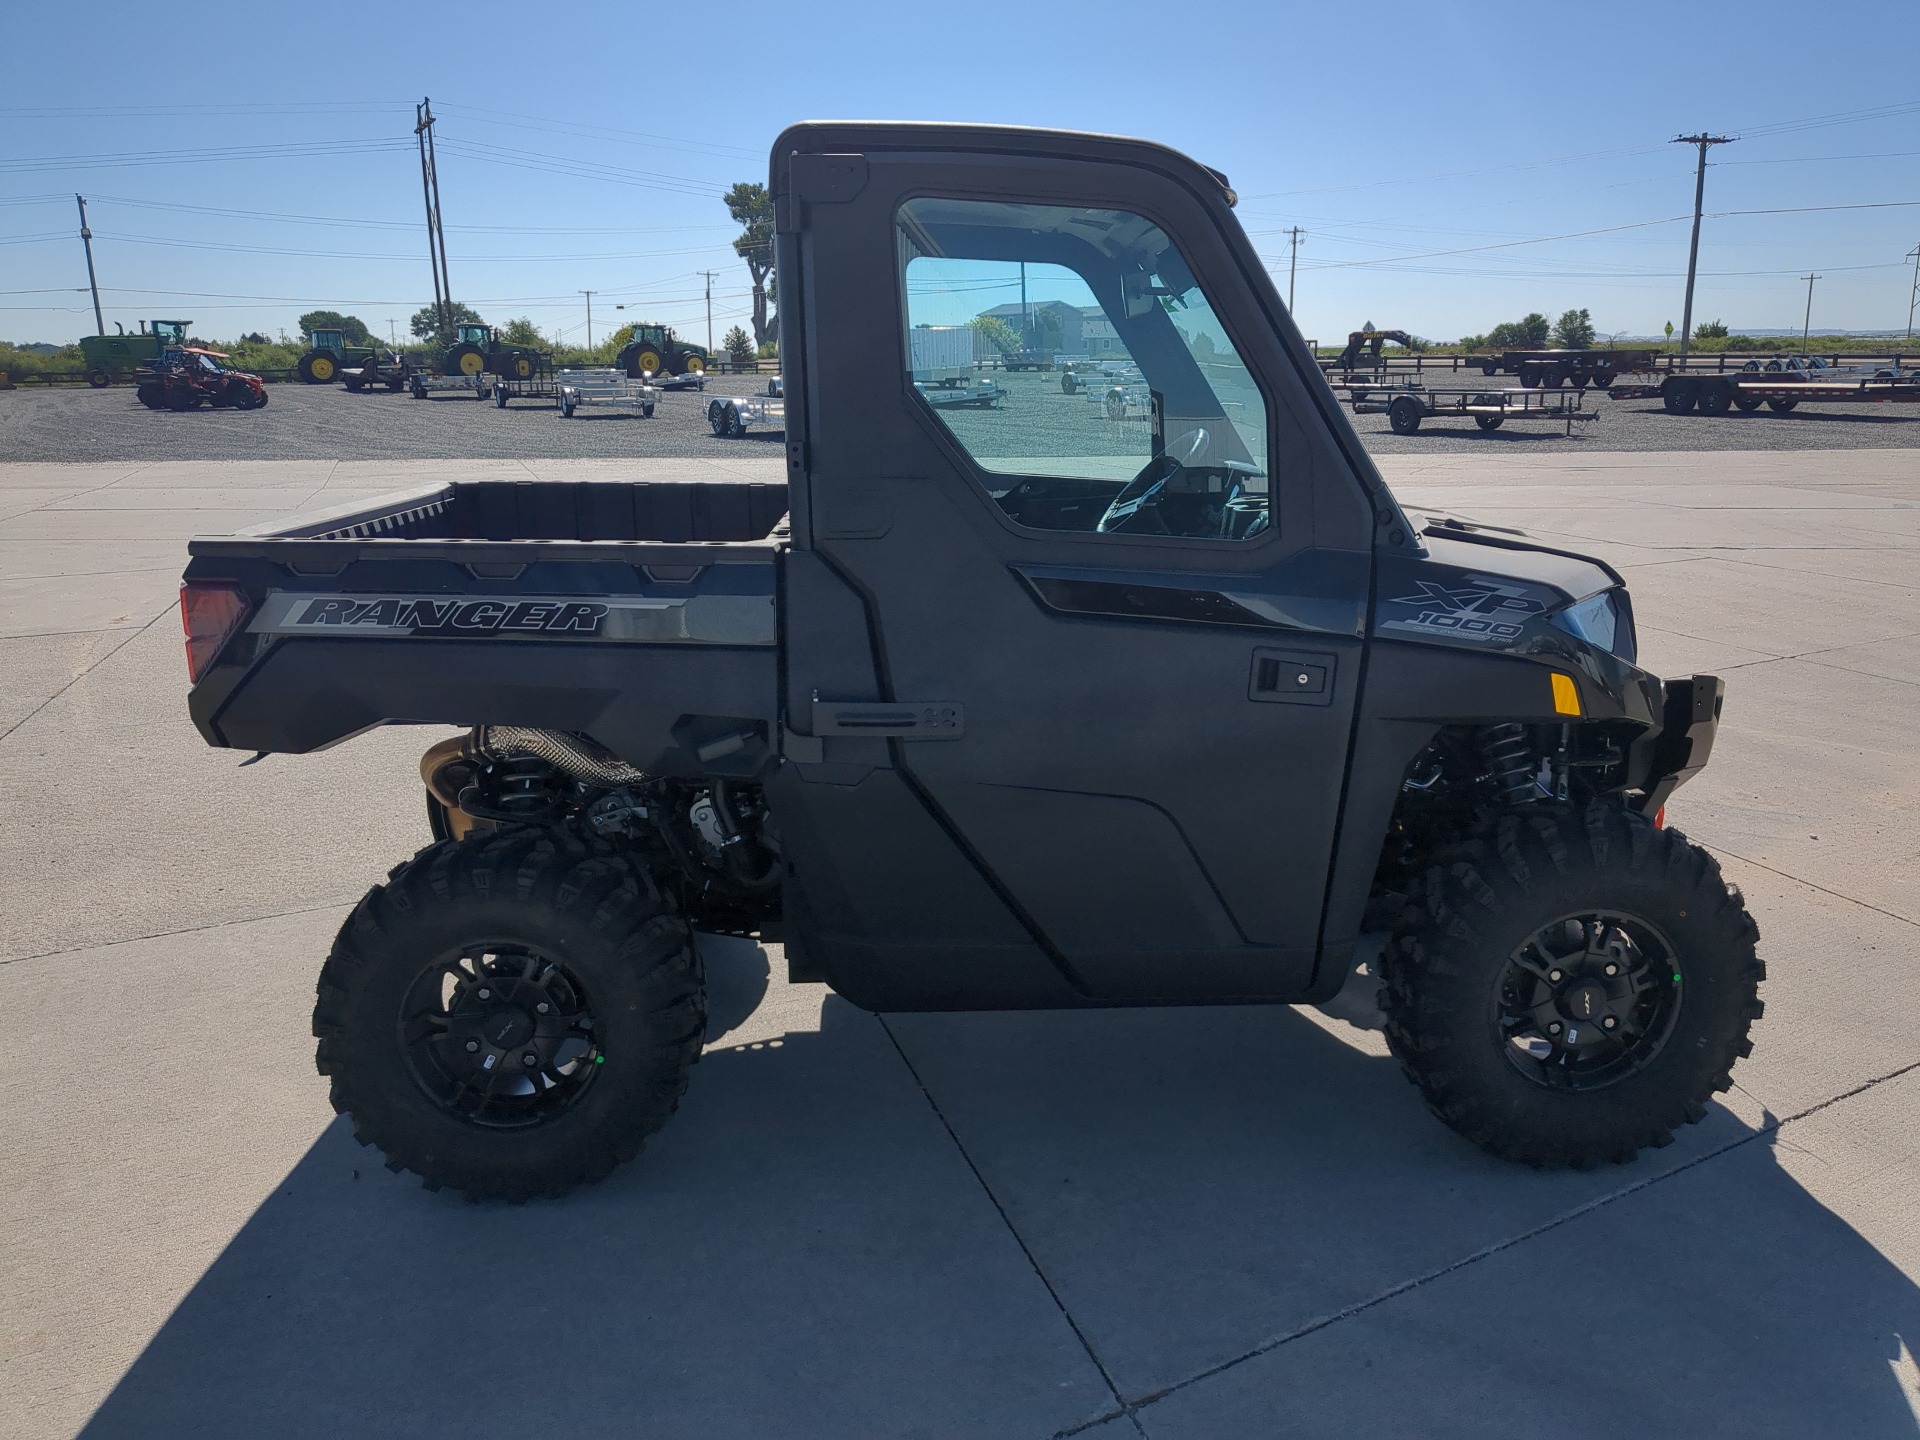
[78,940,1920,1439]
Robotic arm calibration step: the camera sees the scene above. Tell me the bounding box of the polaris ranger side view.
[179,124,1760,1200]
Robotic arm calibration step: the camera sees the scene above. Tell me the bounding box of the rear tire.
[87,369,111,388]
[1698,379,1733,416]
[1768,398,1798,413]
[1663,380,1698,414]
[1388,395,1423,435]
[313,832,705,1201]
[1383,804,1762,1169]
[1475,414,1503,431]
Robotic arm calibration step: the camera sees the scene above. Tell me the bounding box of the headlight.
[1550,589,1635,661]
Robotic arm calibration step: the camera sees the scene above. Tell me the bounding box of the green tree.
[1487,312,1552,349]
[1552,308,1595,349]
[409,300,484,344]
[726,182,776,346]
[298,310,374,345]
[723,325,755,364]
[968,314,1021,356]
[497,317,549,349]
[1694,318,1729,340]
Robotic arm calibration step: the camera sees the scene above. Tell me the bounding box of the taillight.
[180,583,250,683]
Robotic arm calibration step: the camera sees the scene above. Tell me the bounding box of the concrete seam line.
[1706,844,1920,933]
[0,599,175,746]
[873,1016,1147,1440]
[1127,1057,1920,1415]
[0,897,359,968]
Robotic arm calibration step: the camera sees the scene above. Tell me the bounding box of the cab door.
[776,125,1380,1003]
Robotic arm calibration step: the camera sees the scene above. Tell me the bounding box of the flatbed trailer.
[554,369,660,418]
[915,378,1003,409]
[1348,383,1597,435]
[1613,372,1920,415]
[1470,348,1656,389]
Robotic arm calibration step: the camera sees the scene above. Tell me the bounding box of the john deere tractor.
[296,327,379,384]
[615,322,709,379]
[442,323,543,381]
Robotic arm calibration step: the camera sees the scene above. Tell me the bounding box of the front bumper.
[1639,674,1723,811]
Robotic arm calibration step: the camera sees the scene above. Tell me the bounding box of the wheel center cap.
[485,1009,535,1050]
[1563,982,1609,1021]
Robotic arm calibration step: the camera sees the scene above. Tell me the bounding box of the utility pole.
[1672,133,1734,362]
[74,194,104,336]
[580,290,595,350]
[1801,273,1820,355]
[1285,226,1304,313]
[1905,243,1919,343]
[697,270,717,353]
[415,98,452,336]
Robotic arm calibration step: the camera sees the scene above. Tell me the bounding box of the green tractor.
[614,322,710,379]
[296,327,379,385]
[442,323,543,381]
[78,320,191,388]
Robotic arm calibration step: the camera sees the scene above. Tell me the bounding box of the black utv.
[179,123,1761,1200]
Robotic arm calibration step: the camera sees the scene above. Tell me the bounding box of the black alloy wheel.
[398,944,602,1130]
[1495,912,1682,1091]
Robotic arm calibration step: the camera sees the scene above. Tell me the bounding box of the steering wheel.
[1096,428,1209,536]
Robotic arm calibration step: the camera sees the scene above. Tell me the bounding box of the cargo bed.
[183,479,789,770]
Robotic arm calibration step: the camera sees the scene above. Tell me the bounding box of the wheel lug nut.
[477,988,491,1000]
[536,1002,550,1014]
[522,1053,538,1068]
[1603,1017,1618,1030]
[1548,970,1563,983]
[465,1040,480,1053]
[1547,1021,1563,1035]
[1604,964,1618,977]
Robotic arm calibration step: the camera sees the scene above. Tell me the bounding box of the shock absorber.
[1480,723,1538,807]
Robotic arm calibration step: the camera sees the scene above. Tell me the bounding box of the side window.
[898,197,1270,542]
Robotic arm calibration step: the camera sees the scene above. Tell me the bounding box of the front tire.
[313,832,705,1201]
[1383,804,1762,1169]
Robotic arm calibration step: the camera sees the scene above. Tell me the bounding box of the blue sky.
[5,3,1917,348]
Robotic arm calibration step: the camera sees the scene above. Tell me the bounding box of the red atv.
[136,347,269,412]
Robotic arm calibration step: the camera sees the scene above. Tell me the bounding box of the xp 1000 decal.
[1380,574,1550,645]
[244,591,776,646]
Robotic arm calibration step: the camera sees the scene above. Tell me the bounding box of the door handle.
[1249,648,1335,706]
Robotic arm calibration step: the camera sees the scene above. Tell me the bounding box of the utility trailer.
[491,359,564,408]
[1614,371,1920,415]
[1348,383,1598,436]
[909,325,976,386]
[554,369,660,418]
[707,378,785,436]
[408,372,492,401]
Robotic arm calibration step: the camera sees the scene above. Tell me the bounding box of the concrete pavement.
[1,450,1916,1437]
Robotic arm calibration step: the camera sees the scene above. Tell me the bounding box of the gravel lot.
[4,368,1916,462]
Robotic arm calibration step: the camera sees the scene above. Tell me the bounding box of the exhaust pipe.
[471,727,646,786]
